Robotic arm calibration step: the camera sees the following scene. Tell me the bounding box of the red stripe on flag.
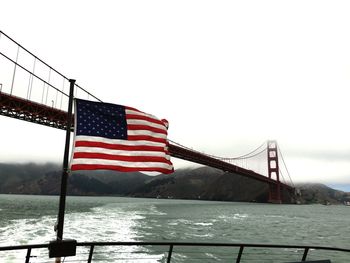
[75,141,166,152]
[73,152,173,164]
[71,164,173,174]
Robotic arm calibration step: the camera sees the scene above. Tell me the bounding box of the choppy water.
[0,195,350,262]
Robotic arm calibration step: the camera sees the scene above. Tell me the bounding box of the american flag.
[70,99,174,174]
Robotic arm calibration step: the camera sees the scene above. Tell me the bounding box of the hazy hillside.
[0,164,151,196]
[9,171,116,196]
[200,172,270,202]
[131,167,224,199]
[0,163,349,204]
[80,170,151,194]
[0,163,60,192]
[131,167,294,203]
[296,183,350,204]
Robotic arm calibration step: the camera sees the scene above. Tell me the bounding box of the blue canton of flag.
[76,99,127,139]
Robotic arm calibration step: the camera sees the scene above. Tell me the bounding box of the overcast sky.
[1,1,350,188]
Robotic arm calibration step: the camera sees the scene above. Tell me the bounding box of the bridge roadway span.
[0,91,293,191]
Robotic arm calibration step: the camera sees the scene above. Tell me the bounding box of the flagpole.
[56,79,75,241]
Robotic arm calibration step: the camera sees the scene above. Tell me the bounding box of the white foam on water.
[233,213,248,219]
[218,213,248,221]
[0,216,56,245]
[174,219,192,225]
[64,208,144,242]
[205,252,222,261]
[263,215,284,218]
[194,222,213,226]
[171,253,188,262]
[190,233,214,238]
[63,205,166,262]
[0,203,165,263]
[0,216,57,263]
[144,204,167,216]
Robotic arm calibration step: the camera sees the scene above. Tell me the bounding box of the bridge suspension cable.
[168,139,270,175]
[0,30,102,107]
[168,139,268,160]
[220,141,267,160]
[169,139,294,188]
[277,145,295,187]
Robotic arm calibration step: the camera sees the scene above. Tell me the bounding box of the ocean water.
[0,195,350,262]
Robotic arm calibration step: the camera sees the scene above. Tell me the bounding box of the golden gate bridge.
[4,30,349,263]
[0,30,294,204]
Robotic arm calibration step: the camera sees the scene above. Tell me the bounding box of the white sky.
[1,0,350,186]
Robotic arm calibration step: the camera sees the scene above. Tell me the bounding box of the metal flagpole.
[49,79,77,261]
[56,78,75,241]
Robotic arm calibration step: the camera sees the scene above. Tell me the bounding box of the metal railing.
[1,241,350,262]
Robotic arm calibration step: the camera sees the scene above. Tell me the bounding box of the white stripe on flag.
[127,130,167,139]
[126,119,167,131]
[75,135,166,147]
[73,147,169,157]
[71,158,172,169]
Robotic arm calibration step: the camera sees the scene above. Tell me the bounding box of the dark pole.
[56,79,75,241]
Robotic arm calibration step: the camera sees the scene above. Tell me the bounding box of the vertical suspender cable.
[55,84,59,108]
[41,78,46,103]
[10,45,20,95]
[26,71,31,99]
[27,57,36,100]
[60,78,65,110]
[45,68,51,104]
[30,58,36,99]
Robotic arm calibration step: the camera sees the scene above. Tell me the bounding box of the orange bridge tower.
[267,140,281,203]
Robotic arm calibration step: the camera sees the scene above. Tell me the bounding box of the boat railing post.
[167,244,174,263]
[25,248,31,263]
[236,245,244,263]
[301,247,309,261]
[87,245,94,263]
